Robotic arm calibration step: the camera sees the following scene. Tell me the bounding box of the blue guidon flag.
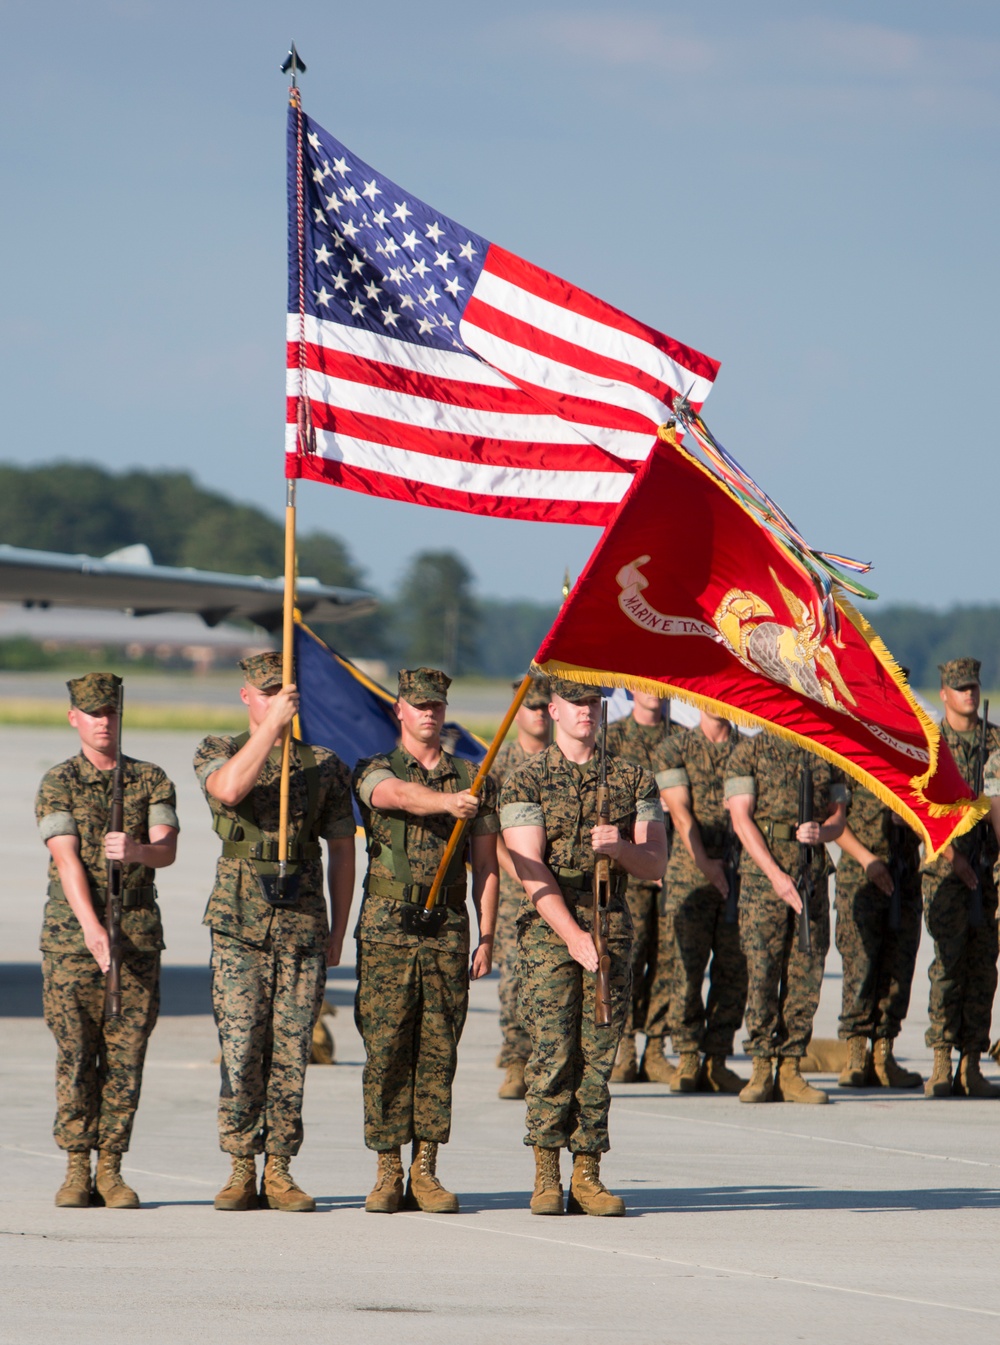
[286,103,719,525]
[293,622,484,823]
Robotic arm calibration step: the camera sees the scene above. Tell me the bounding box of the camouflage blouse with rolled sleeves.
[194,735,354,950]
[924,718,1000,877]
[353,747,499,949]
[658,723,741,874]
[836,783,921,887]
[723,732,847,881]
[35,752,179,956]
[499,743,663,921]
[605,714,678,789]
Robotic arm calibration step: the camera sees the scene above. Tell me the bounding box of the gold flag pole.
[277,41,309,898]
[422,673,533,912]
[277,479,297,895]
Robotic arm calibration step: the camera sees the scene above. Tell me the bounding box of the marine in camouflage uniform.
[834,777,923,1090]
[196,652,356,1211]
[659,714,747,1093]
[921,658,1000,1098]
[353,667,499,1215]
[725,731,847,1105]
[489,673,551,1100]
[36,672,179,1209]
[605,695,677,1084]
[500,678,666,1216]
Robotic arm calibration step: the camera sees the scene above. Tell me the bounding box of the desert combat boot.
[365,1147,405,1213]
[774,1057,828,1104]
[94,1152,140,1209]
[953,1052,1000,1098]
[405,1140,459,1213]
[637,1036,677,1085]
[530,1147,564,1215]
[567,1153,625,1217]
[925,1046,953,1098]
[55,1151,92,1208]
[871,1037,921,1089]
[701,1055,746,1094]
[498,1058,528,1100]
[610,1036,638,1083]
[837,1035,869,1088]
[739,1056,774,1103]
[672,1051,701,1093]
[260,1155,316,1212]
[214,1155,258,1210]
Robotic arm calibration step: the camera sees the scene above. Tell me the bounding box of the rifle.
[104,681,125,1021]
[593,701,613,1027]
[722,814,741,925]
[663,699,674,863]
[886,813,907,933]
[796,752,814,956]
[967,698,990,929]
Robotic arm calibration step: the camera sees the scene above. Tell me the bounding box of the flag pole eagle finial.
[280,42,306,86]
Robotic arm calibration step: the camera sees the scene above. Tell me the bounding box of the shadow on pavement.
[0,964,357,1017]
[618,1184,1000,1214]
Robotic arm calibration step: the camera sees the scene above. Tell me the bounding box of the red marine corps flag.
[535,422,983,858]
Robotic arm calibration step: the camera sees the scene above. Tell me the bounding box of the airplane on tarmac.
[0,541,376,632]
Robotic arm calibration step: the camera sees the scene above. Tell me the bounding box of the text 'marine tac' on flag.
[535,436,983,858]
[286,105,719,525]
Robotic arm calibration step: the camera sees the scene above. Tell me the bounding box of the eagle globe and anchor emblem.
[615,555,857,715]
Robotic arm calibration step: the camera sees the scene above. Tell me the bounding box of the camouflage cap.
[515,673,552,709]
[548,676,601,704]
[67,672,122,714]
[939,657,981,689]
[398,667,451,704]
[239,651,284,690]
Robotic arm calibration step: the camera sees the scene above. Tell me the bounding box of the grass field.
[0,700,248,731]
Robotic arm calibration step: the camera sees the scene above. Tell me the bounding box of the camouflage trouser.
[354,938,469,1150]
[518,906,632,1153]
[621,879,660,1041]
[211,930,325,1156]
[740,874,830,1059]
[641,894,675,1042]
[496,875,530,1065]
[665,880,748,1056]
[42,950,159,1153]
[835,872,921,1040]
[922,873,999,1053]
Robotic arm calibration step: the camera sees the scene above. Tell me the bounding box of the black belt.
[366,874,468,911]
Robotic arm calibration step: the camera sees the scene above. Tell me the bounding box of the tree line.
[0,461,996,684]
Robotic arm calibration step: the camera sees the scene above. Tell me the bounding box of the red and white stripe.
[286,244,718,523]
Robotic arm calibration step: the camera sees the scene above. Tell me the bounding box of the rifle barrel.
[104,682,125,1021]
[797,753,813,956]
[593,701,613,1027]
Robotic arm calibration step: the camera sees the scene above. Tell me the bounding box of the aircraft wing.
[0,543,377,631]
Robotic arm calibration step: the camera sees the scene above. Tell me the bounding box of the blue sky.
[2,1,997,607]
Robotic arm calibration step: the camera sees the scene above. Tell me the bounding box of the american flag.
[287,107,720,524]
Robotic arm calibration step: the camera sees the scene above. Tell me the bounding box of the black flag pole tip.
[281,42,306,83]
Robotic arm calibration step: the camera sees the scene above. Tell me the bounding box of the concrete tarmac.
[2,728,1000,1344]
